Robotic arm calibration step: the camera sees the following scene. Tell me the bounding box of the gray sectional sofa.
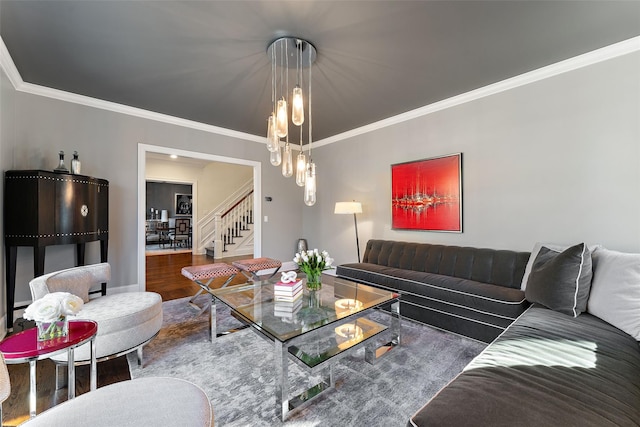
[338,239,640,426]
[410,304,640,426]
[336,239,531,342]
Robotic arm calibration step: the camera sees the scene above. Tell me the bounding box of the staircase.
[199,180,254,259]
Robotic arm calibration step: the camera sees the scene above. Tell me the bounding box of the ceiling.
[2,1,639,142]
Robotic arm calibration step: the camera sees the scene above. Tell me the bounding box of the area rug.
[127,295,486,426]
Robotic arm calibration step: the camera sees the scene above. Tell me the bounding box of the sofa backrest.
[362,239,530,289]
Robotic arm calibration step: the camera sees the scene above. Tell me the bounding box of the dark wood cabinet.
[4,170,109,327]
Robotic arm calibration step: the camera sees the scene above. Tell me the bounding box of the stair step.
[205,247,215,258]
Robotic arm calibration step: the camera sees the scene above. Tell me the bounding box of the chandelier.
[266,37,317,206]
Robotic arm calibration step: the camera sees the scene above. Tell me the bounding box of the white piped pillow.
[587,247,640,340]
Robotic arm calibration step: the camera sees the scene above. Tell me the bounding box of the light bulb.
[295,152,306,187]
[266,115,279,152]
[276,98,288,138]
[304,162,316,206]
[282,144,293,177]
[270,146,282,166]
[291,86,304,126]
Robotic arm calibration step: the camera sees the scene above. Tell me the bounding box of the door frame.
[137,143,262,291]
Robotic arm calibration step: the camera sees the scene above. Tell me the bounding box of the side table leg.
[67,348,75,400]
[90,337,97,391]
[29,360,36,418]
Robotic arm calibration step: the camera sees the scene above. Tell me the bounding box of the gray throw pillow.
[525,243,593,317]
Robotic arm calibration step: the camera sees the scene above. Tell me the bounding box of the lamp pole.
[353,212,361,263]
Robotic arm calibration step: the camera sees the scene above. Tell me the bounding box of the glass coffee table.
[210,277,400,420]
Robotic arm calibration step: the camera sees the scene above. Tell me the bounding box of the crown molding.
[312,36,640,148]
[0,36,264,145]
[2,35,639,148]
[0,37,23,89]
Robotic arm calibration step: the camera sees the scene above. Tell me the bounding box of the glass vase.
[36,316,68,341]
[305,271,322,291]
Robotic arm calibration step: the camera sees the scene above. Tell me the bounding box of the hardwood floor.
[2,253,250,426]
[146,253,252,301]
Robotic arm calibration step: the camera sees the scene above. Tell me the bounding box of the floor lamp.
[334,201,363,262]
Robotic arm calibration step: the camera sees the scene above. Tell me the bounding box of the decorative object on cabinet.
[4,170,109,328]
[391,153,462,232]
[71,151,81,174]
[54,151,69,173]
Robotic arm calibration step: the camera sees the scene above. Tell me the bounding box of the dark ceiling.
[1,1,639,142]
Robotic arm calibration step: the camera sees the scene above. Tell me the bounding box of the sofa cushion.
[525,243,593,317]
[362,240,530,289]
[410,305,640,426]
[588,247,640,340]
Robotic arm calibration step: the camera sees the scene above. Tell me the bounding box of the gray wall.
[0,75,304,310]
[146,182,192,219]
[308,52,640,264]
[2,49,638,321]
[0,68,15,324]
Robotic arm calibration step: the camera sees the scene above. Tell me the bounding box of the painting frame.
[391,153,462,232]
[175,193,193,217]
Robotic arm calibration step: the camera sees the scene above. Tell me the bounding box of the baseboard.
[105,284,142,294]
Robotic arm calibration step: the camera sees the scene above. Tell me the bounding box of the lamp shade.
[334,202,362,214]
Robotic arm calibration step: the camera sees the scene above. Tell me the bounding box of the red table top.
[0,320,98,360]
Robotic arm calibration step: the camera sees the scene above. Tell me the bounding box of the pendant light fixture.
[266,37,317,205]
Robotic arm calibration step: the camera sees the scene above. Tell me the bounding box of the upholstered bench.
[29,263,162,367]
[182,263,240,310]
[19,377,213,427]
[232,257,282,281]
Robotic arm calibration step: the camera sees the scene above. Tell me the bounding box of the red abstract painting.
[391,153,462,232]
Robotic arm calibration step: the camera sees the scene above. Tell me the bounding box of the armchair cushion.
[30,263,111,303]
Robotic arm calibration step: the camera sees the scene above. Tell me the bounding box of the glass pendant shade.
[266,115,279,152]
[295,152,306,186]
[291,86,304,126]
[276,99,288,138]
[304,162,317,206]
[270,146,282,166]
[282,144,293,177]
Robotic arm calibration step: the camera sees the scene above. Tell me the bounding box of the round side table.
[0,320,98,418]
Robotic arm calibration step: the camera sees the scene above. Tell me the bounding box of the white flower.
[302,254,309,263]
[293,253,301,263]
[321,250,329,257]
[59,293,84,315]
[24,292,84,322]
[24,297,62,323]
[313,248,319,256]
[325,257,334,267]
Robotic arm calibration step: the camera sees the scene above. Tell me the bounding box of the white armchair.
[28,263,162,371]
[0,353,213,427]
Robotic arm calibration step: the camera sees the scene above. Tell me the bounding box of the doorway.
[137,143,262,292]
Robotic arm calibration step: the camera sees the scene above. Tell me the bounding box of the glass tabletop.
[212,277,398,343]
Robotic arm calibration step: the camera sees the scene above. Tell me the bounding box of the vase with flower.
[23,292,84,341]
[293,249,334,291]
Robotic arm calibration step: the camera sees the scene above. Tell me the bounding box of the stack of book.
[273,278,303,319]
[273,279,303,302]
[274,298,303,320]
